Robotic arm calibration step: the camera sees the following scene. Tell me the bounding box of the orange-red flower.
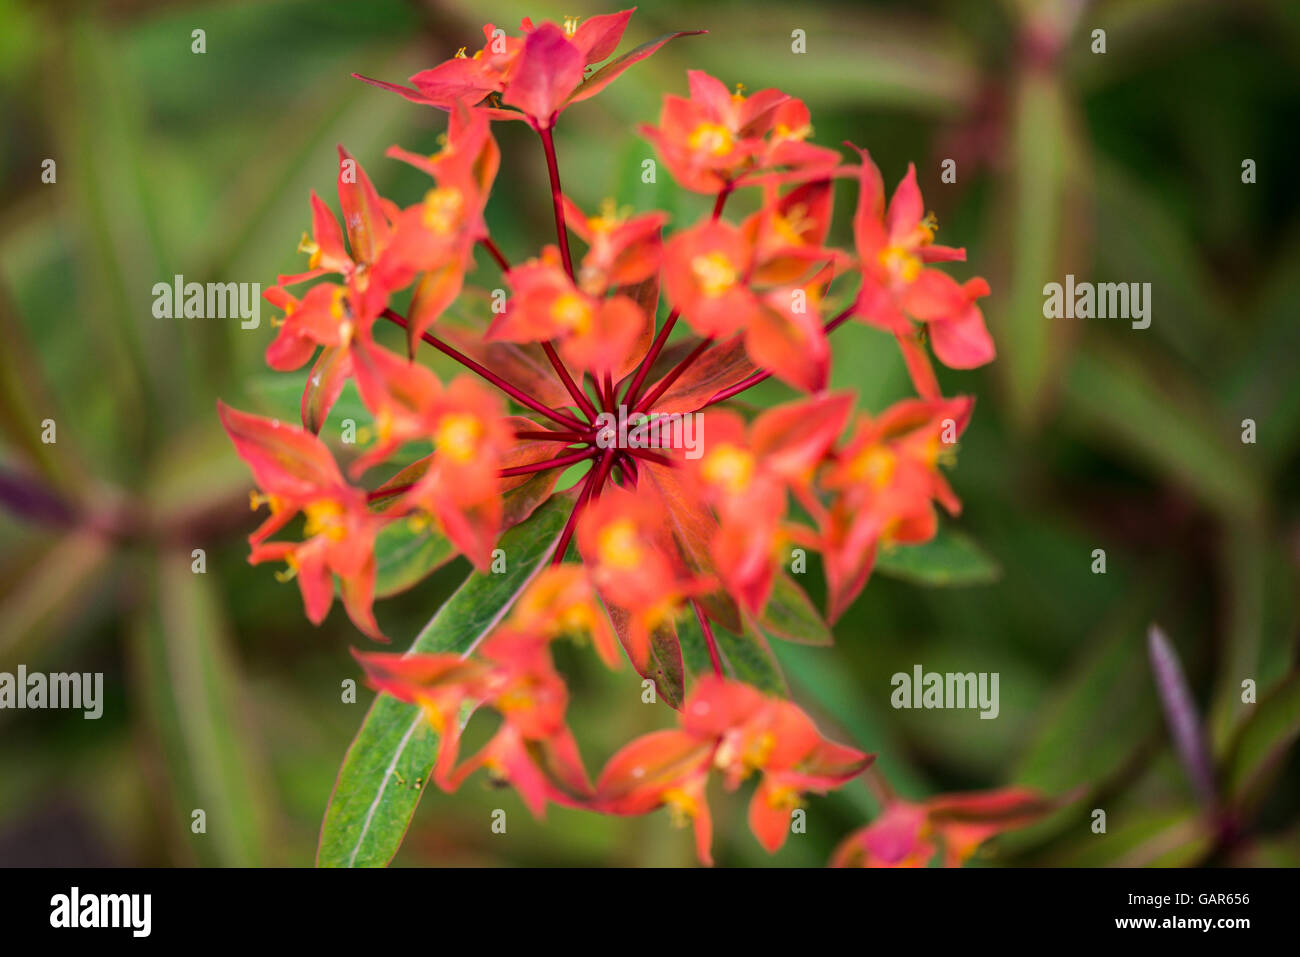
[830,787,1053,867]
[595,676,872,864]
[488,248,647,377]
[641,70,838,194]
[805,395,974,621]
[218,401,385,640]
[224,16,1006,869]
[356,11,699,130]
[850,146,995,374]
[576,483,708,671]
[398,375,513,571]
[685,393,853,613]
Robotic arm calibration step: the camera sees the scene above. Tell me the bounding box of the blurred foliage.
[0,0,1297,867]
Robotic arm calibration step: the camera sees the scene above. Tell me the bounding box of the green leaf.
[316,494,570,867]
[1014,592,1163,794]
[677,610,787,697]
[130,556,275,866]
[759,572,832,645]
[874,525,1001,587]
[372,518,456,599]
[1062,339,1264,522]
[1222,671,1300,810]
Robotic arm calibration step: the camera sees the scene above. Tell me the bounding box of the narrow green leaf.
[1222,671,1300,809]
[1062,339,1264,522]
[874,525,1001,587]
[317,494,570,867]
[130,556,275,866]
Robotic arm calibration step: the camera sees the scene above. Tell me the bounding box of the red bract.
[219,8,1009,866]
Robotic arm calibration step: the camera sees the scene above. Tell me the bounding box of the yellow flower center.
[851,444,896,489]
[690,251,737,297]
[879,245,923,283]
[436,413,483,464]
[772,121,812,142]
[597,518,644,570]
[422,186,464,234]
[303,500,347,541]
[702,444,755,496]
[765,782,803,811]
[662,787,699,827]
[688,122,734,157]
[550,291,593,334]
[586,197,627,234]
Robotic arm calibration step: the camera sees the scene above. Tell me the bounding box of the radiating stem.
[634,336,713,414]
[550,448,615,565]
[621,308,680,409]
[514,429,590,442]
[711,181,733,220]
[541,340,598,422]
[628,447,674,468]
[500,447,595,477]
[380,308,586,431]
[532,125,599,421]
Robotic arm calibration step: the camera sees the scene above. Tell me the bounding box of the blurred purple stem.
[1147,623,1217,809]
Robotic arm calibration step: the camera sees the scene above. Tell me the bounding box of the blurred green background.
[1,0,1298,867]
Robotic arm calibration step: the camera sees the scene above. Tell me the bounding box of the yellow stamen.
[586,196,628,234]
[770,202,813,246]
[275,554,299,583]
[690,251,738,297]
[850,444,896,488]
[879,246,923,283]
[563,15,581,37]
[422,186,464,235]
[597,517,643,570]
[436,413,483,464]
[662,787,698,827]
[687,122,734,157]
[550,291,593,334]
[702,444,755,496]
[303,500,347,541]
[297,232,322,269]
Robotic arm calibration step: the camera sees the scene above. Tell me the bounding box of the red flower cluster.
[219,9,1028,865]
[355,570,870,864]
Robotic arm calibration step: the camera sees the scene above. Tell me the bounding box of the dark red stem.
[515,429,590,443]
[538,125,575,279]
[621,308,680,409]
[380,308,587,431]
[500,447,596,477]
[634,336,713,414]
[551,448,615,565]
[480,236,511,273]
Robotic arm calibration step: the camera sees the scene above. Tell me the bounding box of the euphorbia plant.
[220,8,1046,866]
